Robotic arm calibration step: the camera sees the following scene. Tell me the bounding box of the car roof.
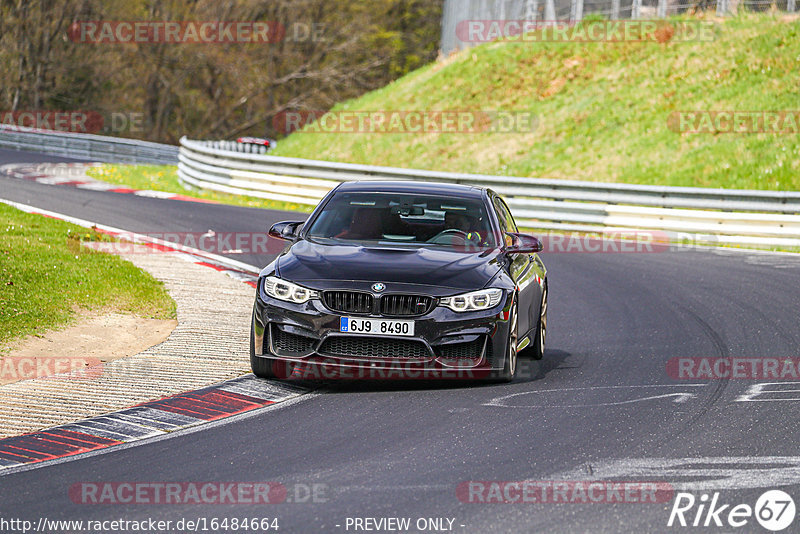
[334,180,487,199]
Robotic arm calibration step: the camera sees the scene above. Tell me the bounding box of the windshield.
[305,192,497,250]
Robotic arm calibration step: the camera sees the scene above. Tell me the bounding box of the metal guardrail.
[179,137,800,247]
[0,125,178,165]
[3,126,795,246]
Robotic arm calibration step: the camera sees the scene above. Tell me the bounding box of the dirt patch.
[540,77,566,100]
[0,311,177,385]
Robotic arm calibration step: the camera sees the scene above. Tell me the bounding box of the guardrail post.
[545,0,556,23]
[631,0,641,19]
[525,0,539,22]
[570,0,584,22]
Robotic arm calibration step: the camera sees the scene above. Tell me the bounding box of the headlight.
[439,288,503,312]
[263,276,318,304]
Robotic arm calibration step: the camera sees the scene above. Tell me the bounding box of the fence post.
[545,0,556,23]
[631,0,641,18]
[611,0,621,19]
[525,0,539,23]
[716,0,729,16]
[789,0,796,12]
[570,0,584,22]
[657,0,667,17]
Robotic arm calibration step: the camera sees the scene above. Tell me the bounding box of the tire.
[250,321,278,379]
[496,299,518,382]
[531,283,547,361]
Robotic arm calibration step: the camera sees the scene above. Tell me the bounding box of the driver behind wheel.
[443,211,483,248]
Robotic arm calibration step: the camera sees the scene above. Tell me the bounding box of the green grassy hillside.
[272,14,800,191]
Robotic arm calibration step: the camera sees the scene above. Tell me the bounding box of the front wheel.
[250,321,279,379]
[496,300,518,382]
[531,284,547,361]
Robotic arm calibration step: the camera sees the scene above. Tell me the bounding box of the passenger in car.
[336,207,386,240]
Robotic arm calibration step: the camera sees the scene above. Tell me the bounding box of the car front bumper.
[252,289,513,378]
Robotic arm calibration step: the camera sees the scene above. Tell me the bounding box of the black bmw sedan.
[250,181,547,382]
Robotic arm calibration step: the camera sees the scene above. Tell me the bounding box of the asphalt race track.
[2,148,800,533]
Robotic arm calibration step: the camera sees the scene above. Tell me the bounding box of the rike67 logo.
[668,490,796,531]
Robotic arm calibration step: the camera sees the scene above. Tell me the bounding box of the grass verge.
[0,203,176,349]
[86,164,314,214]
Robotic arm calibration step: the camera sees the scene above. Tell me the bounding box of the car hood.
[276,240,502,292]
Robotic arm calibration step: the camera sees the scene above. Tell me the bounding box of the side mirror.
[269,221,304,241]
[505,232,543,254]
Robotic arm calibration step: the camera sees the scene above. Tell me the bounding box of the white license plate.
[340,317,415,337]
